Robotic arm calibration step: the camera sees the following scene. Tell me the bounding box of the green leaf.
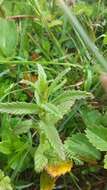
[0,170,13,190]
[84,66,92,91]
[34,153,48,172]
[40,103,62,118]
[0,141,11,155]
[103,33,107,45]
[48,19,63,28]
[35,64,48,103]
[64,133,101,162]
[13,120,33,135]
[48,100,75,125]
[0,102,39,115]
[57,100,75,117]
[0,18,17,57]
[80,108,101,128]
[8,150,30,171]
[104,154,107,169]
[86,126,107,151]
[53,90,93,105]
[48,68,70,95]
[49,90,92,123]
[39,120,65,160]
[37,64,47,84]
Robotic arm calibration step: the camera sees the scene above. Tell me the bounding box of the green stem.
[40,172,56,190]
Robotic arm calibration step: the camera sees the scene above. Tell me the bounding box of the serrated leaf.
[64,133,101,162]
[13,120,33,135]
[53,90,93,105]
[34,153,48,172]
[0,102,39,115]
[39,120,65,160]
[47,100,75,125]
[86,126,107,151]
[50,90,92,121]
[49,79,67,96]
[57,100,75,116]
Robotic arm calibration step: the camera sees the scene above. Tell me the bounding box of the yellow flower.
[46,161,73,178]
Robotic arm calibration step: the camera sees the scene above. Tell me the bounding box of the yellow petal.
[46,161,73,178]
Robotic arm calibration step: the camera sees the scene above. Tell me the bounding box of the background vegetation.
[0,0,107,189]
